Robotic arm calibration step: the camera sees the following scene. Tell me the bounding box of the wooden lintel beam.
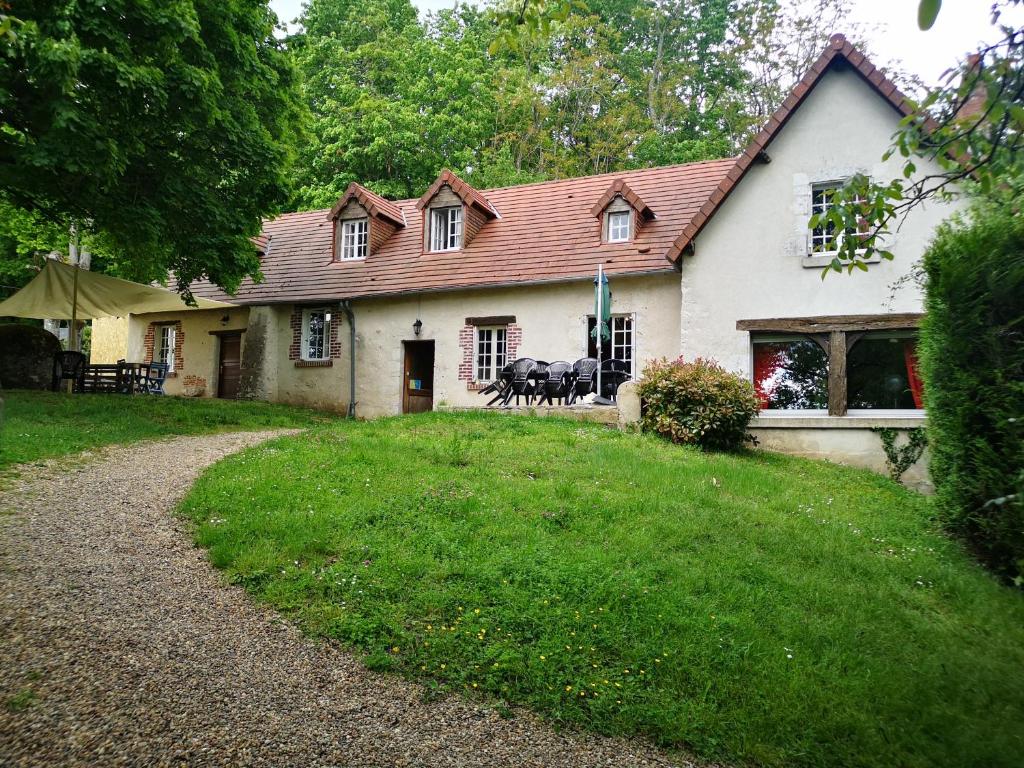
[736,313,924,334]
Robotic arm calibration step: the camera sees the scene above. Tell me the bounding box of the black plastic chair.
[503,357,537,405]
[567,357,599,404]
[52,351,86,392]
[537,361,573,405]
[527,360,550,404]
[480,363,514,406]
[599,358,631,401]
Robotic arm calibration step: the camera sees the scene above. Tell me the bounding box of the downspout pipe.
[341,300,356,418]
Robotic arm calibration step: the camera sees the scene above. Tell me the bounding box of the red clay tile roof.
[589,179,655,220]
[328,182,406,227]
[665,34,919,262]
[191,158,734,304]
[416,169,499,218]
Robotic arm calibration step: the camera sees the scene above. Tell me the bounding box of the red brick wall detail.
[289,306,340,361]
[460,322,522,386]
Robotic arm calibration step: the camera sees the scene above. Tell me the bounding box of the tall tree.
[0,0,303,294]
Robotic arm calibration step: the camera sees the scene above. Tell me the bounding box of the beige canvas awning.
[0,260,234,320]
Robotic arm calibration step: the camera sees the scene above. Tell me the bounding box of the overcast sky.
[268,0,1019,85]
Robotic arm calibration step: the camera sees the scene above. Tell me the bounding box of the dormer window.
[607,210,631,242]
[339,218,368,260]
[430,206,463,251]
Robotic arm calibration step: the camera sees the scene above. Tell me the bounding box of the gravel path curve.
[0,431,703,768]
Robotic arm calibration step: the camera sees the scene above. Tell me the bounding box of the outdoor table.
[81,362,143,394]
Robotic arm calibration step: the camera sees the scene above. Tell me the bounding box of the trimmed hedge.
[638,357,760,451]
[920,207,1024,583]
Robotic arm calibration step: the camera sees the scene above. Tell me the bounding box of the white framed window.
[810,181,866,255]
[155,325,176,372]
[586,314,634,376]
[607,210,631,242]
[475,326,507,381]
[339,218,368,260]
[302,308,330,360]
[430,206,463,251]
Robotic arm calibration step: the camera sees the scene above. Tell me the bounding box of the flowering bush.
[637,357,760,451]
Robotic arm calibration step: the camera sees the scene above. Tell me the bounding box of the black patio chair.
[567,357,599,404]
[527,360,550,404]
[52,351,86,392]
[502,357,537,406]
[140,362,169,395]
[479,363,514,406]
[537,361,573,405]
[599,358,632,401]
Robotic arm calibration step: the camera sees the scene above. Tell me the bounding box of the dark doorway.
[217,333,242,399]
[402,340,435,414]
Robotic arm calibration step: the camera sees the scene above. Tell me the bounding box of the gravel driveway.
[0,431,702,768]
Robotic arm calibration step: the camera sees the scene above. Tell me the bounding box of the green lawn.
[181,411,1024,768]
[0,390,331,471]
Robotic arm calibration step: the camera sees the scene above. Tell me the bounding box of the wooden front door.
[217,333,242,399]
[402,340,435,414]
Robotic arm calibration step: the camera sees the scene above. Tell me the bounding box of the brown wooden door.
[402,340,434,414]
[217,333,242,399]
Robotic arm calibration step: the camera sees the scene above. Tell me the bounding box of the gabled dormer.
[416,170,498,252]
[590,179,655,243]
[327,183,406,261]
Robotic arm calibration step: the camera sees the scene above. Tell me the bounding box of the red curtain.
[753,344,784,408]
[903,340,924,409]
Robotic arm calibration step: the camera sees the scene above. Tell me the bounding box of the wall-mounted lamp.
[413,319,423,336]
[220,314,230,327]
[325,311,332,324]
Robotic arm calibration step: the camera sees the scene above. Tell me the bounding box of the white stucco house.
[91,35,960,486]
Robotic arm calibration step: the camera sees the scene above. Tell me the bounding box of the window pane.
[753,338,828,409]
[476,328,492,380]
[847,335,922,409]
[608,211,629,242]
[307,311,326,359]
[587,316,632,375]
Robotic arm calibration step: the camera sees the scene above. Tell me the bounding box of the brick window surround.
[289,305,341,364]
[144,321,183,377]
[460,319,521,389]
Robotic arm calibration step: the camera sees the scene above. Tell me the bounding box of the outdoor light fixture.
[413,319,423,336]
[325,311,332,323]
[220,314,230,326]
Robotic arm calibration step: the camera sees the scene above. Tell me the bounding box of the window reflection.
[847,335,922,409]
[753,338,829,409]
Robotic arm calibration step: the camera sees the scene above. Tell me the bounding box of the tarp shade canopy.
[0,260,234,320]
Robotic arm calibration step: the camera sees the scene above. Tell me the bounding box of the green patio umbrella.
[591,265,613,404]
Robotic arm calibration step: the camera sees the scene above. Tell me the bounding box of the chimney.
[955,53,987,122]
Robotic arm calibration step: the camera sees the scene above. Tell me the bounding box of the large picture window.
[740,315,924,415]
[587,315,634,376]
[302,308,329,360]
[847,334,923,410]
[475,326,507,381]
[753,337,828,409]
[430,206,463,251]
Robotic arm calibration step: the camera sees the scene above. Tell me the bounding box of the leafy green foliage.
[290,0,856,206]
[0,0,304,294]
[637,357,760,450]
[182,412,1024,767]
[919,204,1024,584]
[871,427,928,483]
[0,391,330,470]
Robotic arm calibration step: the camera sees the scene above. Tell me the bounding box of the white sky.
[269,0,1019,85]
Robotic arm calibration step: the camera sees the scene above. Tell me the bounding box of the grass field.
[0,390,330,471]
[181,411,1024,768]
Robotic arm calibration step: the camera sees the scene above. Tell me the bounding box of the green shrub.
[920,206,1024,584]
[637,356,760,450]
